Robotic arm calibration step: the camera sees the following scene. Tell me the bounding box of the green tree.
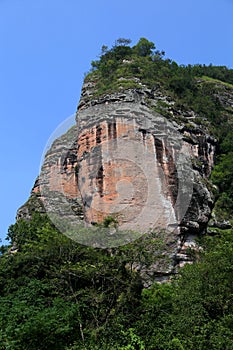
[133,37,155,57]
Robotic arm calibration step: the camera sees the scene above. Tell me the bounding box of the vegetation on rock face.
[0,38,233,349]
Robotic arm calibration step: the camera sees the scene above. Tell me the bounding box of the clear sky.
[0,0,233,244]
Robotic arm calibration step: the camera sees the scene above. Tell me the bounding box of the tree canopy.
[0,213,233,349]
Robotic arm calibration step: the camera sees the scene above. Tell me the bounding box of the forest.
[0,213,232,349]
[0,38,232,349]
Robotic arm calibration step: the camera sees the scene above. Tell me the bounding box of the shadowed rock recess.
[18,69,231,281]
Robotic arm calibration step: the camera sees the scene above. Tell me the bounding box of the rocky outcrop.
[17,80,219,280]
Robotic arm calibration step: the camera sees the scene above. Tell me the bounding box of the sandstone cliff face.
[17,80,219,279]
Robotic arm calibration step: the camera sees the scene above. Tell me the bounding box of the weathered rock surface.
[17,81,219,280]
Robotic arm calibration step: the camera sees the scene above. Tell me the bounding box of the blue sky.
[0,0,233,244]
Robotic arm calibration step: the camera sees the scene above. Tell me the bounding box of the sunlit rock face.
[17,85,217,277]
[34,104,181,232]
[76,105,180,233]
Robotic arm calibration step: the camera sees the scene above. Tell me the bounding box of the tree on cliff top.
[132,37,155,57]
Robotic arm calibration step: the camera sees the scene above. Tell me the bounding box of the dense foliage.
[89,38,233,95]
[0,213,233,349]
[1,38,233,349]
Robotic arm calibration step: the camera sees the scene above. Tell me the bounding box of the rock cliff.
[16,39,233,281]
[17,77,221,280]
